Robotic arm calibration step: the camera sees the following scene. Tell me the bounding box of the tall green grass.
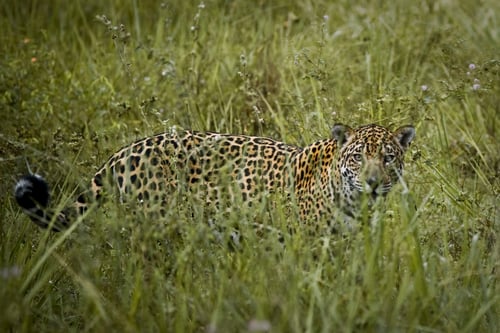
[1,0,498,332]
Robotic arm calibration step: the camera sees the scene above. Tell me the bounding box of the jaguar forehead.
[349,125,394,154]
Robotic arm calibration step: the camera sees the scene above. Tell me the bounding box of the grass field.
[0,1,498,332]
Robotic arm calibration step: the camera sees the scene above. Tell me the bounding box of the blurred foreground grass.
[0,1,498,332]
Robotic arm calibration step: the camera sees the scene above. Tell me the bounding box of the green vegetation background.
[0,0,498,332]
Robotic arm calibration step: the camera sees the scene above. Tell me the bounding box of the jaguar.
[14,124,415,232]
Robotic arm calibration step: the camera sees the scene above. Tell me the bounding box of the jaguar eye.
[384,154,395,164]
[353,154,363,162]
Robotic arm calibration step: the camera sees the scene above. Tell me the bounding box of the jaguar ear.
[394,125,415,150]
[331,124,353,145]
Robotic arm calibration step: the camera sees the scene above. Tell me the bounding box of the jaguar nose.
[366,176,379,189]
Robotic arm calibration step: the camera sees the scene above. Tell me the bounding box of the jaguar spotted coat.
[15,124,415,231]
